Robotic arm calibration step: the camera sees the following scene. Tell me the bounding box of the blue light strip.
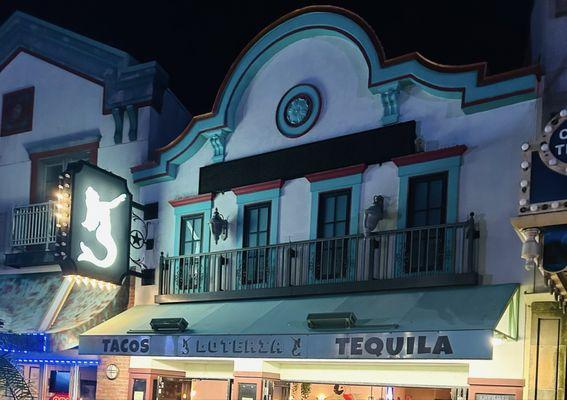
[0,332,48,354]
[14,359,99,366]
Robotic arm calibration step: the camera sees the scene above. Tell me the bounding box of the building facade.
[78,6,547,400]
[0,12,189,400]
[511,1,567,399]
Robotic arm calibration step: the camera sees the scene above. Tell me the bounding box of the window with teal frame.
[308,172,363,283]
[173,200,213,255]
[396,155,463,275]
[309,174,362,239]
[235,188,280,247]
[234,187,281,290]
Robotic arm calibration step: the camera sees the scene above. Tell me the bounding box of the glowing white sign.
[77,186,126,269]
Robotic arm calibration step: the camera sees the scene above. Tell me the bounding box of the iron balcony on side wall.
[5,201,58,268]
[157,215,479,303]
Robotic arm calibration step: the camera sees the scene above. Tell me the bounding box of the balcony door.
[176,214,204,292]
[315,189,351,281]
[242,202,271,285]
[405,172,448,273]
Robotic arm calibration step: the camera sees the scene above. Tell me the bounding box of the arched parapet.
[133,5,540,185]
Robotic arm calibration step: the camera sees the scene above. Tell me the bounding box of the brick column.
[96,356,131,400]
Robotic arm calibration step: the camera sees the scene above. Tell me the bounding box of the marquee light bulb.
[520,180,528,188]
[544,125,552,133]
[530,204,538,212]
[521,142,529,151]
[541,143,549,152]
[551,201,560,209]
[549,158,558,166]
[560,109,567,117]
[519,199,527,206]
[521,161,530,170]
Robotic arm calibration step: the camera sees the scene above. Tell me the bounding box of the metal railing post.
[466,212,476,273]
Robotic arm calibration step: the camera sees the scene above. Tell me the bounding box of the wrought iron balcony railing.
[10,201,57,251]
[158,215,478,302]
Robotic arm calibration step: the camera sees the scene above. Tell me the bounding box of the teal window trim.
[173,200,213,255]
[397,155,462,228]
[309,174,362,239]
[236,188,281,247]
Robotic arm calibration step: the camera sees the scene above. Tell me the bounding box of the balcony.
[157,215,479,303]
[4,201,58,268]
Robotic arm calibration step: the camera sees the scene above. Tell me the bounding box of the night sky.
[0,0,534,116]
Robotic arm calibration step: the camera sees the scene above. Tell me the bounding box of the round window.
[276,84,321,137]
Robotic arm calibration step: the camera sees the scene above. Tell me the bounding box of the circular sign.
[276,84,321,138]
[549,120,567,163]
[538,110,567,175]
[106,363,119,380]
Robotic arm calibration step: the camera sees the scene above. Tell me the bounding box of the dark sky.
[0,1,534,116]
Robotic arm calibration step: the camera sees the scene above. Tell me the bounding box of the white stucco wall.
[136,34,539,382]
[0,52,166,264]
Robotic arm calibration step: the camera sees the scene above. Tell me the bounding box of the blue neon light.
[14,358,99,365]
[0,332,49,353]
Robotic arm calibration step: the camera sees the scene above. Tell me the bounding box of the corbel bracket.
[378,82,400,125]
[203,129,231,163]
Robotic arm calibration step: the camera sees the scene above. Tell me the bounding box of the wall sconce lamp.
[364,195,384,236]
[521,228,541,271]
[210,208,228,244]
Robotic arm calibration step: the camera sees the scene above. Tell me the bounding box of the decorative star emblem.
[130,230,144,249]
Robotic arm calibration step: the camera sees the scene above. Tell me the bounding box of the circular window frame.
[276,84,321,138]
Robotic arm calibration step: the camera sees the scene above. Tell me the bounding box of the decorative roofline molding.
[132,5,540,186]
[392,145,468,167]
[168,193,214,208]
[232,179,284,196]
[0,12,171,114]
[306,164,367,183]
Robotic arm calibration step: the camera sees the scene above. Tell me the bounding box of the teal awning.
[83,283,518,336]
[80,284,518,361]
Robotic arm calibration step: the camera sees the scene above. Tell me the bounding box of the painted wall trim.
[131,5,539,186]
[169,193,214,208]
[392,145,467,167]
[305,164,367,183]
[232,179,284,196]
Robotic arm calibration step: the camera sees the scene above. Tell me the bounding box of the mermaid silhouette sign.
[78,187,127,269]
[60,161,132,284]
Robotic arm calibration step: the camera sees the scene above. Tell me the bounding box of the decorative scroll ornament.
[129,212,150,270]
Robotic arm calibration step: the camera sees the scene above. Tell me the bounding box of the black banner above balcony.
[199,121,416,194]
[56,161,132,285]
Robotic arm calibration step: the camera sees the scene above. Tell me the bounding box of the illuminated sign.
[538,109,567,176]
[549,120,567,163]
[80,330,493,359]
[77,187,127,269]
[57,161,132,285]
